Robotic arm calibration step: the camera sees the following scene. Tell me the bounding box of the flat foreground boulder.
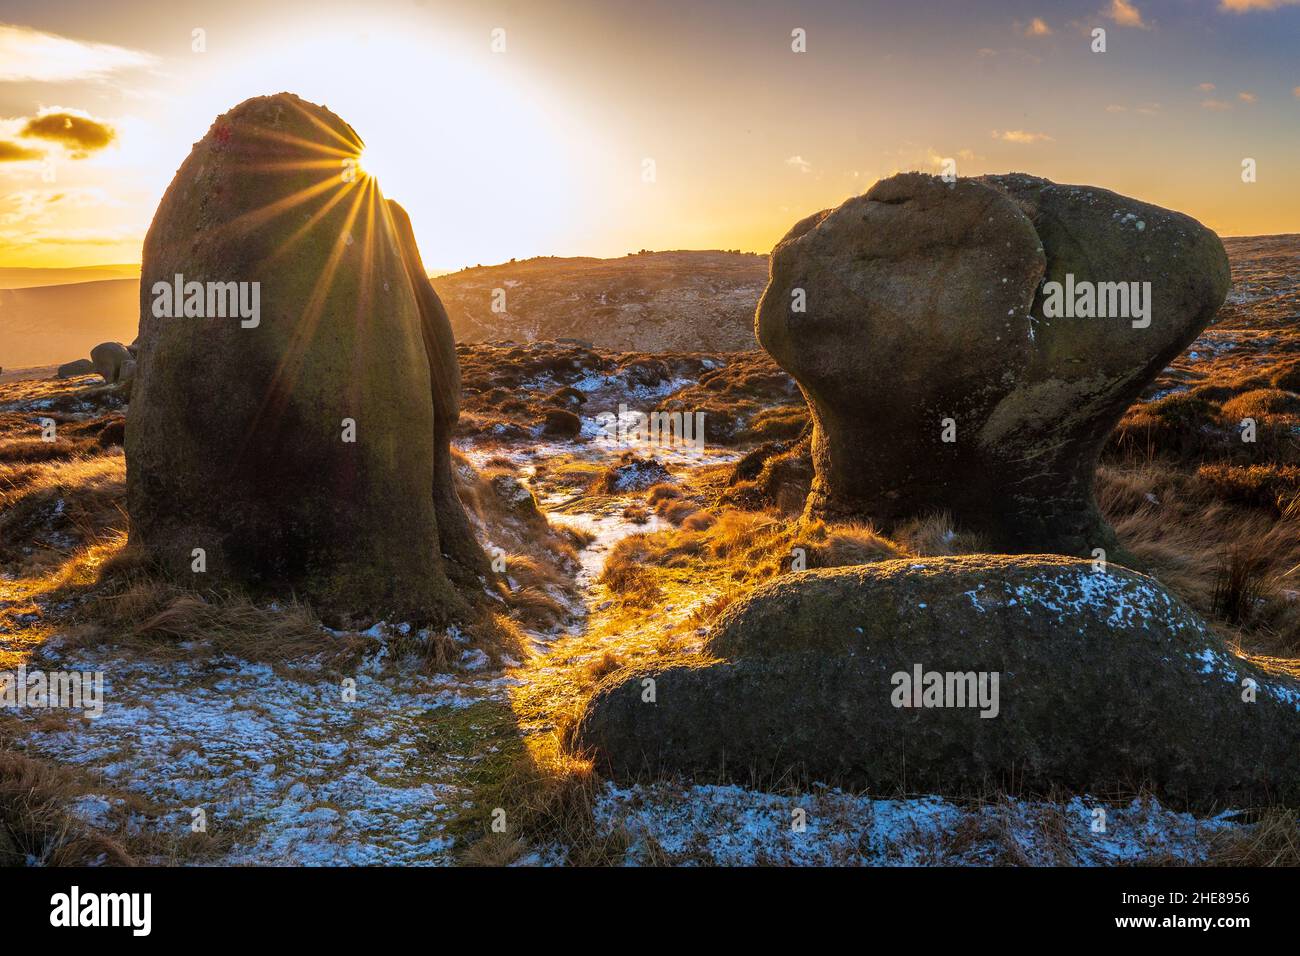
[126,93,457,620]
[755,172,1230,555]
[574,555,1300,808]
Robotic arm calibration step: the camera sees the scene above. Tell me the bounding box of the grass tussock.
[454,451,583,636]
[892,511,987,557]
[1204,809,1300,866]
[0,749,134,866]
[594,508,922,618]
[1097,463,1300,656]
[1212,546,1273,627]
[454,712,618,866]
[54,574,373,675]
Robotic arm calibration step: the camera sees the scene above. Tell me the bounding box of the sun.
[351,147,388,190]
[183,14,586,271]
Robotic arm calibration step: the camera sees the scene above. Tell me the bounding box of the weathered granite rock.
[126,93,458,621]
[57,358,95,379]
[755,172,1230,555]
[90,342,131,383]
[387,199,490,585]
[575,555,1300,808]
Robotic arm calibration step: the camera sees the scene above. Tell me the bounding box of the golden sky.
[0,0,1297,270]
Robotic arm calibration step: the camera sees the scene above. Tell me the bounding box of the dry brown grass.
[1196,462,1300,514]
[1097,462,1300,655]
[1202,809,1300,866]
[53,576,373,675]
[621,502,650,524]
[646,483,680,505]
[0,438,85,464]
[593,509,914,621]
[456,730,613,866]
[892,511,987,556]
[0,749,134,866]
[0,452,126,571]
[453,451,583,636]
[1212,546,1273,626]
[1221,387,1300,422]
[598,559,664,607]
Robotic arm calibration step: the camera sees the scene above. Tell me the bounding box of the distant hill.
[0,278,138,368]
[431,250,769,352]
[1215,235,1300,330]
[0,239,1292,369]
[0,264,140,290]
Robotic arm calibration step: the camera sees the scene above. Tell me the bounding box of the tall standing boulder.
[755,172,1230,556]
[387,199,490,585]
[126,93,458,621]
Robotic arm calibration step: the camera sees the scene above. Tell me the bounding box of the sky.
[0,0,1296,270]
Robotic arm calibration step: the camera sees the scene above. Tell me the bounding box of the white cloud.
[0,187,123,227]
[0,23,155,83]
[785,155,812,174]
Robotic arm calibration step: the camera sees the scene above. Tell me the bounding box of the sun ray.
[240,124,359,160]
[265,174,362,264]
[237,178,370,459]
[348,178,381,416]
[238,158,358,175]
[286,96,364,153]
[212,173,349,243]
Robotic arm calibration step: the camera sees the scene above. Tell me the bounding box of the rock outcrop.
[90,342,132,383]
[755,172,1231,556]
[126,93,459,621]
[574,555,1300,809]
[56,358,94,379]
[386,199,490,585]
[434,250,769,352]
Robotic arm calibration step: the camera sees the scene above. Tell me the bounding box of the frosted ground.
[7,357,1261,866]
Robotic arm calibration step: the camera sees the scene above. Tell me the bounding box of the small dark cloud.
[20,111,116,157]
[0,139,43,161]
